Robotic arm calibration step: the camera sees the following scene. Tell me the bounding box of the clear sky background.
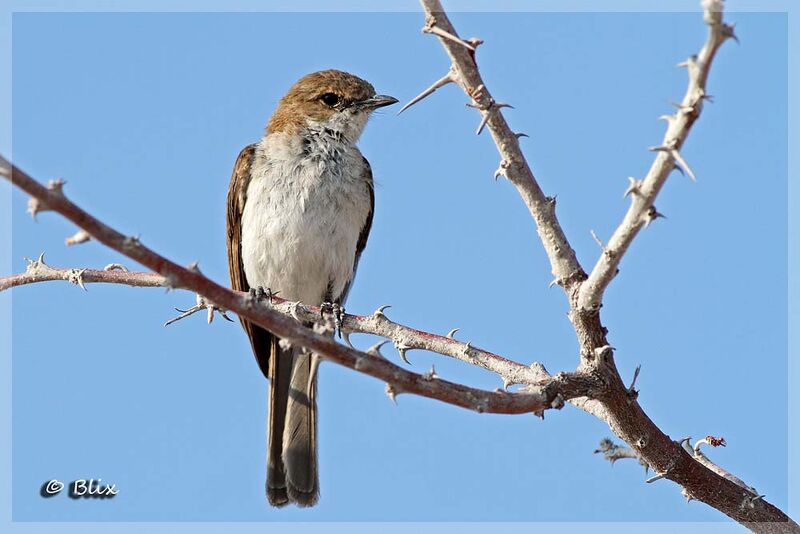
[1,1,792,531]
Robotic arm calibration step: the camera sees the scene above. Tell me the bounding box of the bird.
[225,70,397,507]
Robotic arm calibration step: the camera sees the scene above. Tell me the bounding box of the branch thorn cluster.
[373,304,391,318]
[164,293,233,326]
[643,206,666,227]
[422,14,481,53]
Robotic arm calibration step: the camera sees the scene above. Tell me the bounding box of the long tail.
[267,337,319,507]
[266,336,291,506]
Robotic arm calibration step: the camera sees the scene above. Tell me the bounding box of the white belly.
[240,132,371,305]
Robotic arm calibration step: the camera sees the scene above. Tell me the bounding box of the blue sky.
[1,2,793,531]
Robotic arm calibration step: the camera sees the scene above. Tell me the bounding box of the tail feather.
[267,336,292,507]
[283,348,319,506]
[267,337,319,507]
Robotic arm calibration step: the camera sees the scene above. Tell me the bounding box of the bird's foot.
[320,301,344,338]
[249,286,279,304]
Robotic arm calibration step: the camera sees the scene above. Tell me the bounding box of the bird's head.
[267,69,397,142]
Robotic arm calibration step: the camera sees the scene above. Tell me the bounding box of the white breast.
[240,131,372,306]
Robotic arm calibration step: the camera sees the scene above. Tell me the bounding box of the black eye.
[320,93,340,107]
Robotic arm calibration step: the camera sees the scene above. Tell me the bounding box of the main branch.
[408,0,586,290]
[2,155,596,416]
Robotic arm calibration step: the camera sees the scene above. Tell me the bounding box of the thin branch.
[2,155,598,416]
[4,259,610,421]
[577,0,736,311]
[0,255,165,292]
[409,0,586,289]
[2,255,555,390]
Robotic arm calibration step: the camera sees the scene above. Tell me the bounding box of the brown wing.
[337,156,374,304]
[226,143,272,379]
[356,156,375,259]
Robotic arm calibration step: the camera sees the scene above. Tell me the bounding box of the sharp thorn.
[163,304,202,327]
[677,55,697,69]
[25,251,47,269]
[670,102,695,114]
[385,383,398,404]
[722,23,739,44]
[424,23,476,51]
[624,177,642,198]
[646,472,668,484]
[671,149,697,182]
[103,263,129,272]
[476,111,490,135]
[590,229,605,250]
[71,269,88,291]
[397,71,455,115]
[423,365,438,380]
[396,343,412,365]
[502,377,515,391]
[627,364,641,397]
[342,331,355,349]
[494,159,510,180]
[644,206,666,227]
[367,339,390,358]
[446,328,460,339]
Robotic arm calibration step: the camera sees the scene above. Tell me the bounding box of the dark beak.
[358,94,399,110]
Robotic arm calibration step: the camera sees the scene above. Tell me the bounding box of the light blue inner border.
[1,1,794,532]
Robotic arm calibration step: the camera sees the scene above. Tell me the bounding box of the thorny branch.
[406,0,796,531]
[1,254,549,390]
[602,436,763,501]
[577,0,737,311]
[0,254,166,292]
[406,1,586,291]
[2,155,598,416]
